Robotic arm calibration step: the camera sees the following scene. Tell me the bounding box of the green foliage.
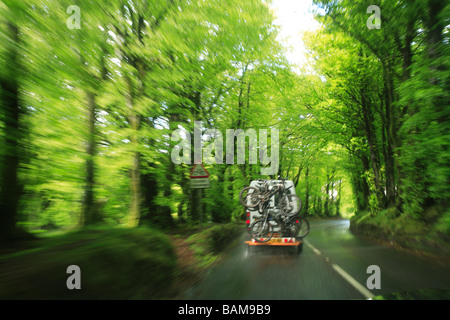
[0,226,177,299]
[307,0,449,229]
[398,52,450,218]
[208,223,243,253]
[186,223,242,268]
[350,208,450,256]
[373,289,450,300]
[0,0,447,245]
[435,210,450,239]
[205,173,235,223]
[1,0,289,233]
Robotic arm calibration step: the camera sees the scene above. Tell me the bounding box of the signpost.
[190,178,210,188]
[189,164,209,223]
[190,163,210,189]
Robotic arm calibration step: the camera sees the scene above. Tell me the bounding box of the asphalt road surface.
[181,219,450,299]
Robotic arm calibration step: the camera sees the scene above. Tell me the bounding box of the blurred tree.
[1,0,446,237]
[0,2,23,241]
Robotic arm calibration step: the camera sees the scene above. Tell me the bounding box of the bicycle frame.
[255,179,290,212]
[277,214,299,236]
[251,204,273,240]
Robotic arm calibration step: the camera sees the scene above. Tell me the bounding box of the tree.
[0,2,23,241]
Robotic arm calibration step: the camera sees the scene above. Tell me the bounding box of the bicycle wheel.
[283,218,300,237]
[280,194,302,215]
[296,217,310,238]
[239,187,261,208]
[250,220,274,243]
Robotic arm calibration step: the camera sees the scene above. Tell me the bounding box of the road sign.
[190,164,210,188]
[190,163,210,178]
[190,177,210,189]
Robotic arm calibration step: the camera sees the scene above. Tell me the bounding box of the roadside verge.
[168,222,244,298]
[349,211,450,259]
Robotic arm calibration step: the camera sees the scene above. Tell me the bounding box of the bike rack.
[245,238,302,246]
[243,179,305,252]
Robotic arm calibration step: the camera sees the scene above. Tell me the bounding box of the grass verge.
[0,222,244,299]
[350,209,450,258]
[0,226,176,299]
[168,222,244,298]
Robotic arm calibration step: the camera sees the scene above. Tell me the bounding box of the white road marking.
[305,240,322,256]
[305,239,374,299]
[332,264,375,299]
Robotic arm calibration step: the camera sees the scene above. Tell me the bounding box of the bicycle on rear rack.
[276,213,310,239]
[243,178,309,244]
[248,201,275,243]
[239,178,301,216]
[249,210,309,243]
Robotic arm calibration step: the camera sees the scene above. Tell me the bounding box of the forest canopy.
[0,0,448,241]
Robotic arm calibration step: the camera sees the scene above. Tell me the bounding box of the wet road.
[181,219,450,299]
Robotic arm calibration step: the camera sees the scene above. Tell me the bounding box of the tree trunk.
[335,179,342,217]
[352,154,370,212]
[317,195,322,216]
[188,91,203,223]
[360,154,371,210]
[140,164,159,223]
[426,0,445,65]
[325,174,330,216]
[361,87,385,210]
[80,91,99,226]
[126,76,142,227]
[0,20,21,242]
[79,43,108,226]
[157,112,178,228]
[304,166,309,216]
[293,165,303,187]
[381,64,397,208]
